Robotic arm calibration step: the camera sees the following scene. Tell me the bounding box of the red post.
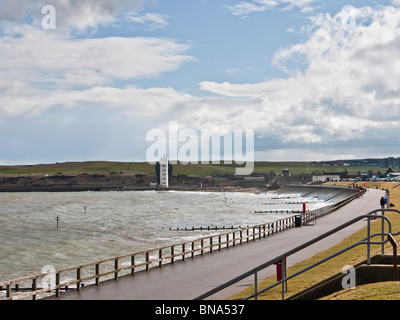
[275,258,287,281]
[276,261,283,281]
[302,202,306,213]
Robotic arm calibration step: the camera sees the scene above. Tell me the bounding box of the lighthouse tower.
[159,157,169,188]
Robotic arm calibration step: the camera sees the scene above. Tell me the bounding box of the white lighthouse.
[159,157,169,188]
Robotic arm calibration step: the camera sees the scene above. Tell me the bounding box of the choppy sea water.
[0,190,340,282]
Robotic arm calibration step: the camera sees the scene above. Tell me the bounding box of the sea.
[0,189,343,283]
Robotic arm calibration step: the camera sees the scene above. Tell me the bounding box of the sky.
[1,0,400,165]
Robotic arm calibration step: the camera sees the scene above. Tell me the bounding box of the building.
[312,175,340,182]
[155,157,172,188]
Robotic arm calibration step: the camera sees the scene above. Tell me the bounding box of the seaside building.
[312,175,340,182]
[155,157,173,188]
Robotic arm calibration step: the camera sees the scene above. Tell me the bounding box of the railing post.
[191,241,195,258]
[210,237,213,253]
[95,263,100,285]
[367,217,371,265]
[6,284,11,299]
[146,252,150,271]
[219,235,222,250]
[55,272,60,297]
[131,255,135,275]
[254,271,258,301]
[114,258,119,280]
[159,249,162,267]
[281,258,287,300]
[32,278,37,300]
[171,246,175,264]
[182,244,186,261]
[77,267,81,291]
[201,239,204,255]
[381,210,385,255]
[388,234,398,281]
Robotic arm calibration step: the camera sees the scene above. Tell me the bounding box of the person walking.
[380,196,385,209]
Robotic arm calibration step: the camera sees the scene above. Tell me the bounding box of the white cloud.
[0,0,145,33]
[227,0,318,16]
[199,5,400,148]
[127,12,170,30]
[0,23,193,115]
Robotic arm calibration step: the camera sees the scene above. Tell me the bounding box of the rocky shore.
[0,172,266,193]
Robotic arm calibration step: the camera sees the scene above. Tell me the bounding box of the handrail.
[0,189,362,300]
[194,208,400,300]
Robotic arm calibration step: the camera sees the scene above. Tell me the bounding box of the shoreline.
[0,184,265,193]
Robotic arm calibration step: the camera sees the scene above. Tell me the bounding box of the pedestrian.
[380,196,385,209]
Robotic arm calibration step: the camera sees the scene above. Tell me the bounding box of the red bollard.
[275,258,287,281]
[274,258,288,293]
[302,202,306,213]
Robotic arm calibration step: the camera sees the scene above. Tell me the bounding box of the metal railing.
[194,208,400,300]
[0,190,362,300]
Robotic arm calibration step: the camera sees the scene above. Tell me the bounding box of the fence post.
[6,284,11,299]
[55,272,60,297]
[77,267,81,291]
[32,278,37,300]
[254,271,258,301]
[95,264,100,285]
[131,255,135,275]
[171,246,175,264]
[114,259,119,280]
[159,249,163,267]
[182,244,186,261]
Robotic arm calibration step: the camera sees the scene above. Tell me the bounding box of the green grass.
[320,282,400,300]
[0,161,392,177]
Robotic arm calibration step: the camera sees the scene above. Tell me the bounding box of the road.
[50,188,384,300]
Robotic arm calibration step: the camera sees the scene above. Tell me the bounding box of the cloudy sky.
[1,0,400,165]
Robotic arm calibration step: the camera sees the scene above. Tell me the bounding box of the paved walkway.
[51,188,384,300]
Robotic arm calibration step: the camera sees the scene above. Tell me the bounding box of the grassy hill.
[0,161,392,177]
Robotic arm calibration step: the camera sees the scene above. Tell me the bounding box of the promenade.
[51,188,384,300]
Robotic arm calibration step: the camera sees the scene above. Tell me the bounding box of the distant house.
[312,175,340,182]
